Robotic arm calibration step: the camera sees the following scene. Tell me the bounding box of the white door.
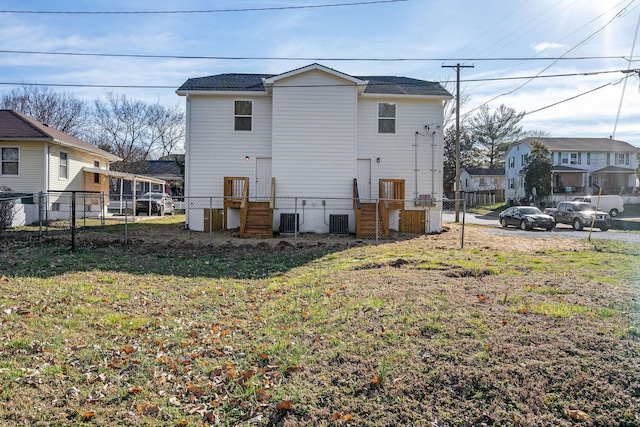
[256,158,272,199]
[357,159,371,200]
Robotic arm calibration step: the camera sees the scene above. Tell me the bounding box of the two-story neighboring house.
[505,137,638,204]
[177,63,452,236]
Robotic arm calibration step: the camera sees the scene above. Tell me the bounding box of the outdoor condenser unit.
[279,213,299,233]
[329,214,349,234]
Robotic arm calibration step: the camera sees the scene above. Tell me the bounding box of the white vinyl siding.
[186,95,272,197]
[0,142,45,193]
[358,97,444,200]
[271,70,357,198]
[48,146,109,192]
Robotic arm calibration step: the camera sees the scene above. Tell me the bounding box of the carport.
[81,167,167,215]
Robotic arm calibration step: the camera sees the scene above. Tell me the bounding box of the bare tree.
[1,85,89,137]
[469,104,524,168]
[89,93,184,172]
[147,103,185,159]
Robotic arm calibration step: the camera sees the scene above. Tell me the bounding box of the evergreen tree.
[520,141,552,200]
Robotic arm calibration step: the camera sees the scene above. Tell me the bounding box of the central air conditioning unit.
[279,213,299,233]
[329,214,349,234]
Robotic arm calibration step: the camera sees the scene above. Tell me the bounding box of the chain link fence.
[0,192,466,250]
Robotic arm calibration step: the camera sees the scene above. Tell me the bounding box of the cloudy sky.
[1,0,639,146]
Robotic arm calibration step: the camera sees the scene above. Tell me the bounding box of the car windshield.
[520,207,542,215]
[574,203,596,211]
[141,193,163,200]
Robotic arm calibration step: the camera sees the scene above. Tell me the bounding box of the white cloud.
[532,42,564,53]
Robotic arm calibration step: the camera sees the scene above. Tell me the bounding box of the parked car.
[135,192,174,216]
[571,195,623,217]
[545,201,610,231]
[499,206,555,231]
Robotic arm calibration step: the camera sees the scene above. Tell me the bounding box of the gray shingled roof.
[0,110,121,161]
[463,167,505,176]
[520,137,637,152]
[178,70,451,97]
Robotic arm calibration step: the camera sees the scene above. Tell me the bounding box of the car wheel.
[519,220,528,231]
[609,209,618,217]
[500,217,507,228]
[600,227,609,232]
[546,226,553,231]
[573,218,583,231]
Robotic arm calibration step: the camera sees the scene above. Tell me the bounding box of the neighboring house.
[177,63,452,236]
[0,109,122,224]
[505,137,638,204]
[116,156,184,196]
[460,167,505,206]
[460,167,505,194]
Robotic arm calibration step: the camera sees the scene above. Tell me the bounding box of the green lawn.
[0,229,638,426]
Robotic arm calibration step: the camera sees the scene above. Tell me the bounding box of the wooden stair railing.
[224,177,249,229]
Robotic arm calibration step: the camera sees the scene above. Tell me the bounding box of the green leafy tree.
[520,141,552,200]
[469,104,524,168]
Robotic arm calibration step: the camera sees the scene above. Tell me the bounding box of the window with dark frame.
[1,147,19,175]
[378,102,396,134]
[93,160,100,184]
[234,100,252,131]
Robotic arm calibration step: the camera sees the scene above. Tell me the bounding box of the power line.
[0,68,634,90]
[0,0,407,14]
[0,49,630,62]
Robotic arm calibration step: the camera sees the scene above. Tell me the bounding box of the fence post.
[38,192,44,244]
[375,199,379,244]
[209,197,213,247]
[294,197,298,247]
[460,198,466,249]
[124,209,128,244]
[71,191,76,252]
[101,192,105,227]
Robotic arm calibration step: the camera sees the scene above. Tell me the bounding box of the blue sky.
[1,0,639,146]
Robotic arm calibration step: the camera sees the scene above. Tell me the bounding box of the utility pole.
[442,63,473,221]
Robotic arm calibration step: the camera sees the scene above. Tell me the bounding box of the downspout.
[44,144,50,191]
[431,130,436,198]
[414,132,419,200]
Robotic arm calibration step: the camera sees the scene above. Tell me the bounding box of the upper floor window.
[479,178,486,186]
[1,147,19,176]
[561,152,579,165]
[615,153,629,165]
[508,157,515,168]
[377,103,396,134]
[59,152,68,179]
[93,160,100,184]
[587,153,606,165]
[234,100,252,131]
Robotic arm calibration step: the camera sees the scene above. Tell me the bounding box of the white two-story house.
[177,63,452,237]
[505,137,638,204]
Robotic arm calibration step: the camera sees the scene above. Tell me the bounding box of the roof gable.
[0,110,121,161]
[263,63,366,86]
